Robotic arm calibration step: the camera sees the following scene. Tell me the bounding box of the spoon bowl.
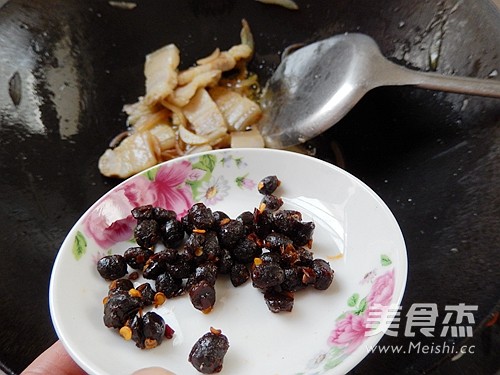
[258,33,500,149]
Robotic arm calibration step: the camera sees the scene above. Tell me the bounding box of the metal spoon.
[258,33,500,149]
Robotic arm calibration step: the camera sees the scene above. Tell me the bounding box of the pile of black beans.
[96,175,334,359]
[99,276,175,349]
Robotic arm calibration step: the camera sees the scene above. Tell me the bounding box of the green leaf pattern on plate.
[381,254,392,266]
[72,231,87,260]
[144,168,158,181]
[354,297,367,315]
[192,154,217,173]
[347,293,359,307]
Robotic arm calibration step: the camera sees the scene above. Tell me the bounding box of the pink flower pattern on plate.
[82,189,138,249]
[319,268,395,372]
[367,269,395,308]
[241,177,256,190]
[328,313,371,353]
[83,161,194,249]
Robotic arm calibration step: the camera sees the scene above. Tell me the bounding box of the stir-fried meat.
[144,44,180,106]
[98,132,159,179]
[99,20,264,179]
[182,88,228,138]
[210,86,262,131]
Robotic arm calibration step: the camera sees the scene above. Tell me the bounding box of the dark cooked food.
[187,202,215,230]
[123,247,154,270]
[273,210,315,247]
[184,232,207,258]
[264,290,294,313]
[155,272,183,298]
[257,175,281,195]
[108,278,134,296]
[131,204,154,220]
[253,208,274,239]
[152,207,177,223]
[134,219,160,248]
[281,267,307,292]
[136,282,156,306]
[96,174,335,360]
[97,254,128,280]
[259,194,283,212]
[251,261,285,289]
[124,311,172,349]
[103,293,142,328]
[189,280,217,313]
[189,328,230,374]
[263,232,293,252]
[141,311,166,349]
[231,237,261,263]
[216,248,234,274]
[236,210,255,234]
[142,253,168,280]
[229,263,250,287]
[312,258,335,290]
[218,219,245,249]
[161,219,185,248]
[191,263,218,286]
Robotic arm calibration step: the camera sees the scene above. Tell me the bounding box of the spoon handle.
[395,65,500,98]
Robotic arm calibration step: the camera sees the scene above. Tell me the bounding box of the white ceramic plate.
[49,148,407,375]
